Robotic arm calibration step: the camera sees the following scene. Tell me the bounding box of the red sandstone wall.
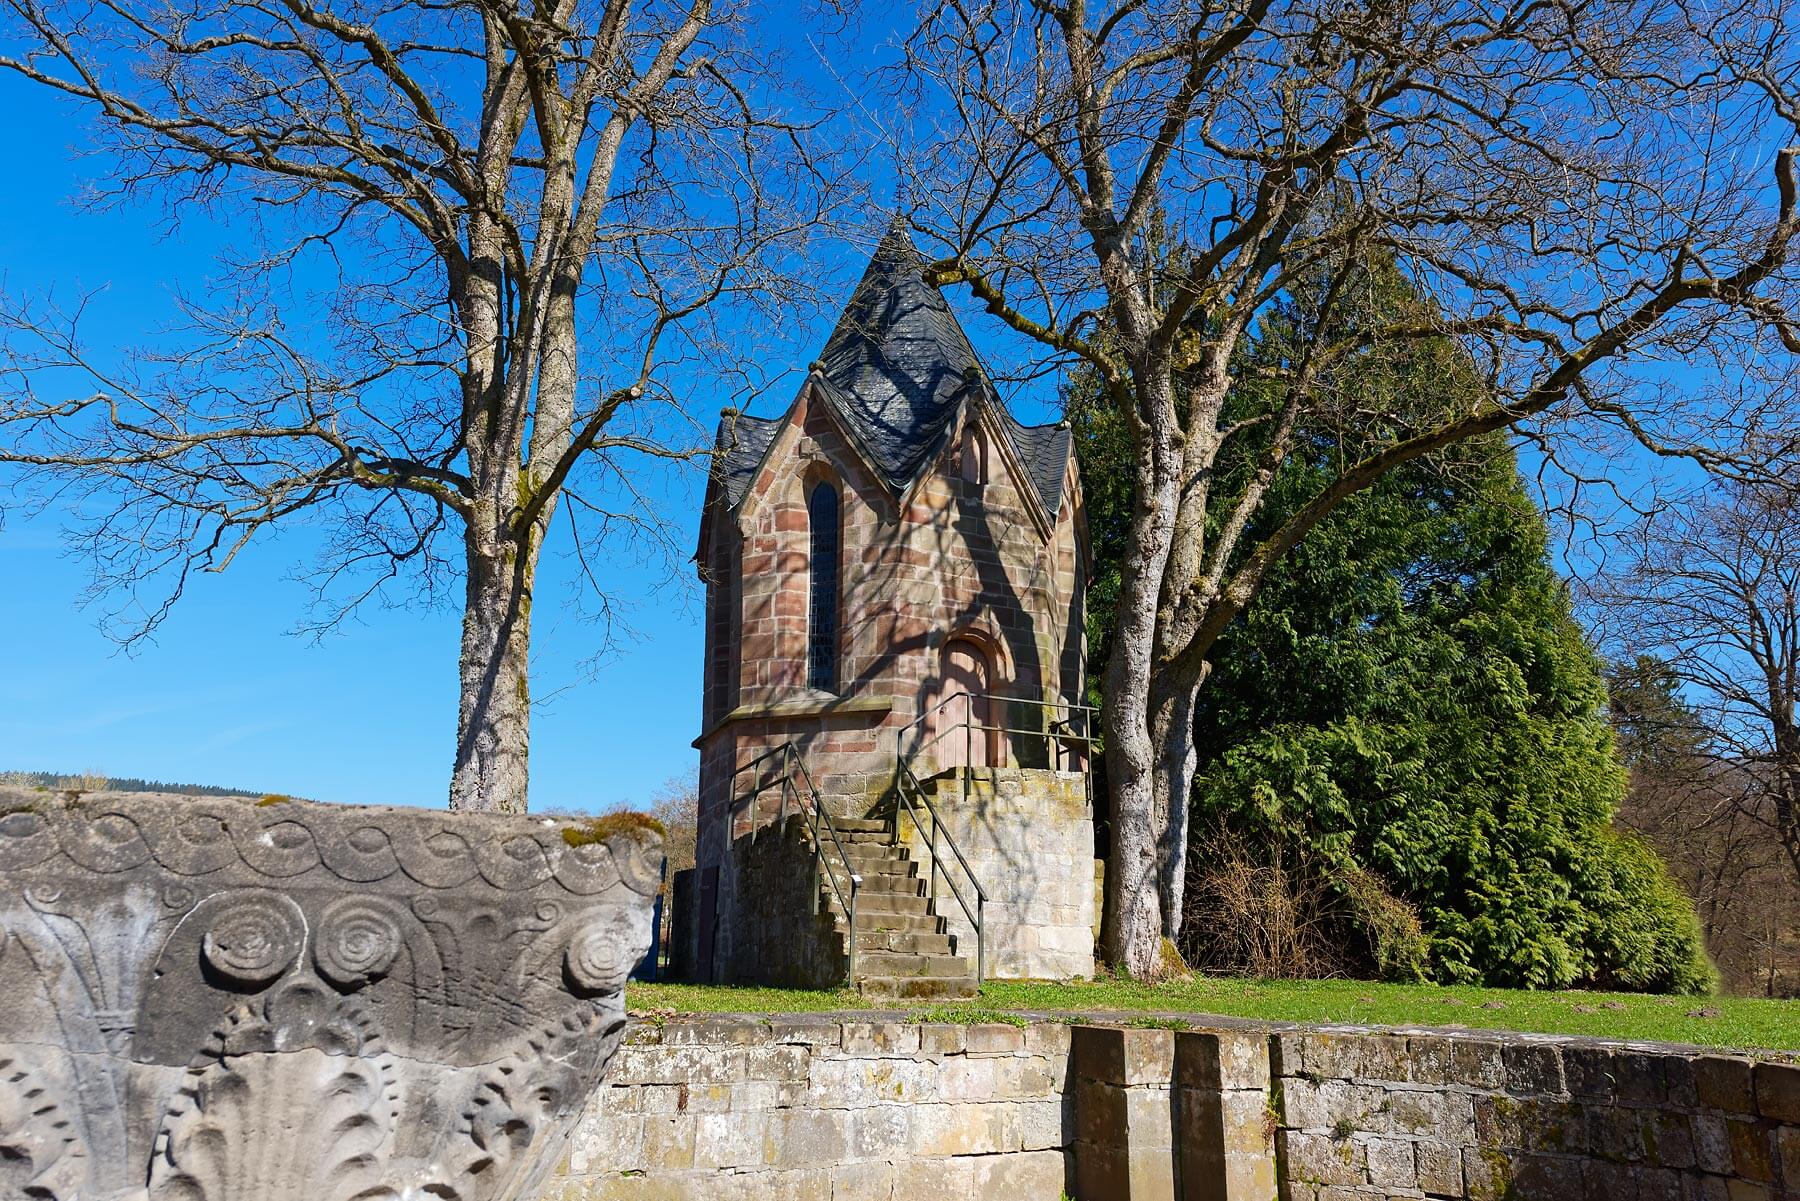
[690,385,1085,980]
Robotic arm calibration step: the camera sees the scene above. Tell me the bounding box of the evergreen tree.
[1071,258,1714,993]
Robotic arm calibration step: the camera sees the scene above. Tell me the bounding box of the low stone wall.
[551,1014,1070,1200]
[547,1013,1800,1201]
[1274,1027,1800,1200]
[723,816,848,988]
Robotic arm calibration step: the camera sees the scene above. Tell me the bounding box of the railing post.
[847,881,858,985]
[976,892,985,984]
[929,815,939,904]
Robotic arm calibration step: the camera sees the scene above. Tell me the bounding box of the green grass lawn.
[628,975,1800,1056]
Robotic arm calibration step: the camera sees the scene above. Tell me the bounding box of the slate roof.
[711,219,1071,520]
[713,411,779,509]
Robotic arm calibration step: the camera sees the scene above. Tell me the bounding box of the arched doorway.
[933,636,998,770]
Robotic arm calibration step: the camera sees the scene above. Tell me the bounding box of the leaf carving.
[150,983,399,1201]
[0,1050,90,1200]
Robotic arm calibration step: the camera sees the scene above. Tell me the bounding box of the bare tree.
[1609,655,1800,995]
[648,768,700,881]
[896,0,1800,975]
[0,0,845,811]
[646,768,698,944]
[1601,485,1800,890]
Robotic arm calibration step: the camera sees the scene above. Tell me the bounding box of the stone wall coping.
[616,1008,1796,1065]
[691,693,894,746]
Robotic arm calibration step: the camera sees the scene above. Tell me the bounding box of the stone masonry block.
[1563,1047,1617,1103]
[1695,1056,1756,1115]
[1387,1086,1475,1140]
[830,1160,895,1201]
[643,1114,699,1172]
[846,1104,910,1159]
[1176,1029,1272,1093]
[1504,1043,1567,1097]
[937,1055,998,1101]
[1614,1051,1669,1105]
[1127,1087,1176,1150]
[890,1156,974,1201]
[1755,1062,1800,1125]
[1077,1077,1129,1146]
[1407,1035,1505,1089]
[768,1017,845,1048]
[1268,1033,1306,1081]
[1587,1104,1647,1163]
[1020,1097,1069,1150]
[1508,1152,1587,1201]
[693,1111,769,1170]
[970,1148,1069,1200]
[995,1055,1059,1098]
[1362,1135,1417,1190]
[1776,1125,1800,1193]
[1693,1113,1733,1174]
[1280,1131,1365,1189]
[918,1023,966,1055]
[1026,1022,1074,1057]
[910,1100,1022,1157]
[1074,1025,1177,1087]
[1643,1109,1696,1169]
[965,1022,1028,1054]
[660,1017,771,1046]
[1730,1118,1776,1183]
[1176,1088,1278,1201]
[763,1108,852,1169]
[1415,1140,1463,1195]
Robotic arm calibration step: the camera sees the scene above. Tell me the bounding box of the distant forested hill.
[0,770,266,798]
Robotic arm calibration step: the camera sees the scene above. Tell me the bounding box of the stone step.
[848,873,925,898]
[853,929,955,955]
[856,974,978,1000]
[830,817,889,835]
[837,911,946,935]
[837,843,907,865]
[847,892,932,916]
[855,950,974,979]
[850,857,917,879]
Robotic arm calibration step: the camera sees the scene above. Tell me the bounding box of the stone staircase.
[819,817,977,998]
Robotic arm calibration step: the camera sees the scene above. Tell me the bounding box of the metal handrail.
[900,691,1098,770]
[894,755,988,980]
[890,690,1099,984]
[728,741,862,984]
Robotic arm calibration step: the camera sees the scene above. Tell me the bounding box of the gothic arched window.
[807,480,840,691]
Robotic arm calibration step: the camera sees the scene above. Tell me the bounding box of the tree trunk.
[1152,664,1205,943]
[449,530,538,813]
[1099,389,1184,977]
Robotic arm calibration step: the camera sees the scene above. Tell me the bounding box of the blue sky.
[0,18,1056,813]
[0,58,798,811]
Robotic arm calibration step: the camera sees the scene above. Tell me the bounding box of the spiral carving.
[564,920,633,997]
[200,894,304,989]
[314,897,402,990]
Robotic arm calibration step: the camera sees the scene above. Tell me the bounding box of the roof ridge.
[710,223,1072,517]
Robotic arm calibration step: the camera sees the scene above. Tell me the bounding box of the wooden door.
[935,638,993,770]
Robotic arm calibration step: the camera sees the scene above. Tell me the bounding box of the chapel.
[678,220,1096,994]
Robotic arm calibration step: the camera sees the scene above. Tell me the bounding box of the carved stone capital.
[0,794,661,1200]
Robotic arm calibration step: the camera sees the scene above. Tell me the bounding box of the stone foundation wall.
[1273,1027,1800,1200]
[547,1014,1800,1201]
[552,1014,1071,1200]
[902,767,1096,980]
[722,816,848,989]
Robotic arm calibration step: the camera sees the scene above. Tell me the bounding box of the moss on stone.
[561,810,666,848]
[257,794,292,806]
